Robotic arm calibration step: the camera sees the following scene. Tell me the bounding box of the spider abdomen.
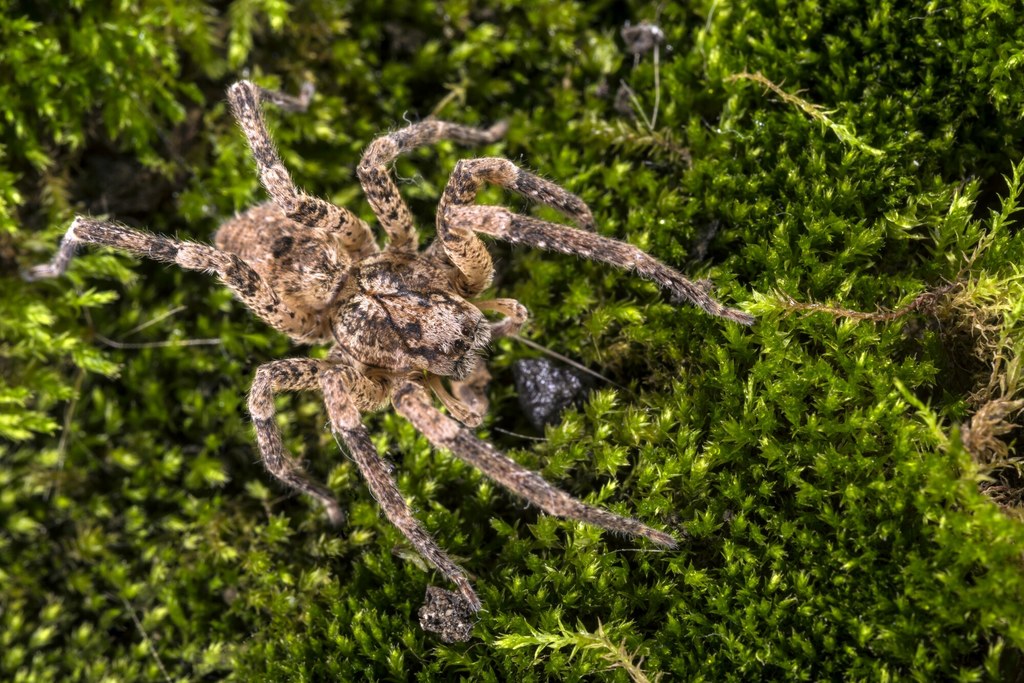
[330,252,490,379]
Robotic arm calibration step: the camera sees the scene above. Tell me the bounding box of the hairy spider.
[25,80,753,627]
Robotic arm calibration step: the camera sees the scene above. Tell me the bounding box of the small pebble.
[513,358,594,430]
[419,586,476,643]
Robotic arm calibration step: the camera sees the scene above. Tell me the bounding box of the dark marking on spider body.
[330,251,491,380]
[24,80,752,639]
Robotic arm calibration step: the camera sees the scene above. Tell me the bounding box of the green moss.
[4,0,1024,679]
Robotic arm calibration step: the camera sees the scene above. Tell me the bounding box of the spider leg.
[436,158,752,322]
[358,119,508,252]
[433,157,600,296]
[249,359,344,525]
[426,371,488,428]
[442,157,595,229]
[448,362,492,426]
[227,80,378,260]
[392,379,678,547]
[23,217,328,340]
[321,366,481,611]
[473,298,529,339]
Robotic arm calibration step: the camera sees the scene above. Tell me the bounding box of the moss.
[4,0,1024,679]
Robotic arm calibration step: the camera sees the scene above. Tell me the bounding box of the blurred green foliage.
[3,0,1024,679]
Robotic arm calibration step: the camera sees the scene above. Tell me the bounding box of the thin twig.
[123,305,188,337]
[116,594,173,683]
[651,42,661,130]
[618,81,654,133]
[84,305,222,349]
[94,333,222,350]
[705,0,718,33]
[492,426,548,442]
[47,367,86,500]
[777,282,959,322]
[509,334,633,394]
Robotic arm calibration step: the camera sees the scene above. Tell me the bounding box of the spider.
[25,80,753,630]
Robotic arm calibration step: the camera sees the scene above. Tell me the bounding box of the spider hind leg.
[321,367,481,611]
[227,80,378,260]
[393,379,678,547]
[249,359,345,525]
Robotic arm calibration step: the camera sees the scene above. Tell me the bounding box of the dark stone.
[419,586,475,643]
[513,358,594,430]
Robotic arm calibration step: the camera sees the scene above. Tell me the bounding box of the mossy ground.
[3,0,1024,680]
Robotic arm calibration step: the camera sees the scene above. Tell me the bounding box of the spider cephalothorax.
[332,251,492,380]
[25,80,752,640]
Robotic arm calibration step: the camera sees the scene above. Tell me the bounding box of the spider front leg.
[249,359,344,525]
[436,158,753,323]
[432,157,597,296]
[358,119,509,252]
[474,298,529,339]
[393,379,678,547]
[23,217,325,340]
[320,367,481,611]
[447,363,492,426]
[227,80,378,259]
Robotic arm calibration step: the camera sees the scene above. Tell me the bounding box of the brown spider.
[25,80,753,632]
